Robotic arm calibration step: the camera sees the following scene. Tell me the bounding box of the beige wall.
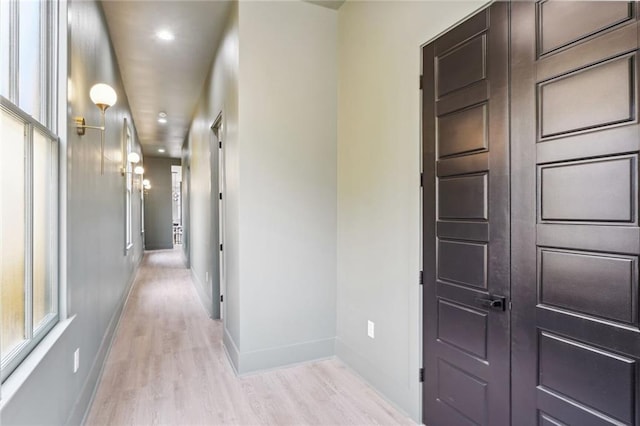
[336,0,489,420]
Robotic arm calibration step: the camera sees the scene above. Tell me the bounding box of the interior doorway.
[211,114,225,320]
[171,165,182,248]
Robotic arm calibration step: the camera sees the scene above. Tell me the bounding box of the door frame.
[211,112,225,321]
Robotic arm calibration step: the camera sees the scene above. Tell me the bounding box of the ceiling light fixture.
[158,148,166,153]
[156,29,174,41]
[134,166,145,175]
[158,117,167,124]
[74,83,118,175]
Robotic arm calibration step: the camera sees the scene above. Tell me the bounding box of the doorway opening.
[171,165,182,248]
[211,114,225,320]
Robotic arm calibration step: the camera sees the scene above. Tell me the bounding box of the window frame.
[2,0,58,132]
[124,120,133,253]
[1,0,60,383]
[0,96,60,383]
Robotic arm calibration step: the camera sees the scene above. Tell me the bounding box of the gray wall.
[185,1,337,373]
[182,3,237,320]
[0,1,144,424]
[143,156,181,250]
[181,140,191,266]
[234,1,337,373]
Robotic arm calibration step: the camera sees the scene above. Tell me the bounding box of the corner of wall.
[335,338,420,421]
[234,338,336,375]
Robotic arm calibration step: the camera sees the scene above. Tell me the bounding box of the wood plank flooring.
[85,249,415,426]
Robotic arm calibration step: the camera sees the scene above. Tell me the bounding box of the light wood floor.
[85,249,415,426]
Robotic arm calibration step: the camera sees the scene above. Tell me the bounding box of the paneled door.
[422,4,510,425]
[511,2,640,425]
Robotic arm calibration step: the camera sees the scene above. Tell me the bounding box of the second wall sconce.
[133,164,145,190]
[128,152,140,164]
[75,83,118,175]
[143,179,151,195]
[122,151,141,176]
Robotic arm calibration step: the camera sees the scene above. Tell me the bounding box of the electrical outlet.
[74,348,80,373]
[367,320,375,339]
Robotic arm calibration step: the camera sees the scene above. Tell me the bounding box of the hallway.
[85,249,414,425]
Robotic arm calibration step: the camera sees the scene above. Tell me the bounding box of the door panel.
[438,174,488,220]
[437,299,488,359]
[538,55,635,137]
[538,1,634,54]
[539,332,636,425]
[511,2,640,425]
[438,104,488,158]
[539,156,636,223]
[539,249,637,324]
[422,3,510,425]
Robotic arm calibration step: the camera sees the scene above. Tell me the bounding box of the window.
[1,102,59,382]
[1,0,59,382]
[1,0,58,130]
[125,122,133,251]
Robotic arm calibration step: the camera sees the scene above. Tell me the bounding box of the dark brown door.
[422,4,510,425]
[511,2,640,425]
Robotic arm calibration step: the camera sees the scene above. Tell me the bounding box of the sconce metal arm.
[74,113,107,174]
[74,117,105,135]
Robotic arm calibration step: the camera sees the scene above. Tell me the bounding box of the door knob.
[476,295,506,311]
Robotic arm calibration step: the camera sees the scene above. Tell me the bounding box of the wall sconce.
[134,165,145,190]
[122,152,141,176]
[143,179,151,194]
[75,83,117,175]
[128,152,140,164]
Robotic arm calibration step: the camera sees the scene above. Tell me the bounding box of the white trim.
[57,0,68,321]
[228,335,335,376]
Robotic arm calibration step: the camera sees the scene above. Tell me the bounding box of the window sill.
[0,315,75,409]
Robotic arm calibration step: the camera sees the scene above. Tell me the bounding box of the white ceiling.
[101,0,342,159]
[102,0,232,158]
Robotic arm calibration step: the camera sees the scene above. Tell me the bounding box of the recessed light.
[158,148,166,153]
[158,111,167,118]
[156,29,174,41]
[158,117,167,124]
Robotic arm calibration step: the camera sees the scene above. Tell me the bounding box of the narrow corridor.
[85,249,414,425]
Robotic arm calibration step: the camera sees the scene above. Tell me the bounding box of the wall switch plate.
[74,348,80,373]
[367,320,375,339]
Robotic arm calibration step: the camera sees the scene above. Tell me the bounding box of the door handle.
[476,295,506,311]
